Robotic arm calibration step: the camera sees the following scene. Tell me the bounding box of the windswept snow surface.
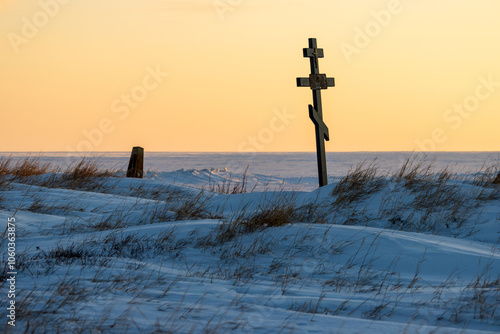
[1,152,499,333]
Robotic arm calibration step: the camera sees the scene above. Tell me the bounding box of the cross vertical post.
[296,38,335,187]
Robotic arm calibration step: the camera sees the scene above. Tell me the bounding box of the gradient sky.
[1,0,499,152]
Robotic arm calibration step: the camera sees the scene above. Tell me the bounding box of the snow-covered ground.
[1,153,499,333]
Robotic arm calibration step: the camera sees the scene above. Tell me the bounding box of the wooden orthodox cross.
[296,38,335,187]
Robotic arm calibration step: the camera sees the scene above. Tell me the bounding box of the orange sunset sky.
[1,0,499,152]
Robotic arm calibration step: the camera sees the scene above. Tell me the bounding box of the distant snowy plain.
[1,152,499,333]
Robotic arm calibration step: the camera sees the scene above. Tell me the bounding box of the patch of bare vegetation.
[240,201,296,233]
[0,157,12,202]
[331,160,386,208]
[0,155,119,192]
[61,159,117,191]
[0,157,10,176]
[392,154,435,187]
[200,193,298,246]
[6,156,120,192]
[12,155,52,178]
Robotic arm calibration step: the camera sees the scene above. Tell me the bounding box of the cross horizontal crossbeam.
[303,47,324,59]
[297,76,335,90]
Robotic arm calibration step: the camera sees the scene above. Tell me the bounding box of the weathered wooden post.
[296,38,335,187]
[126,146,144,178]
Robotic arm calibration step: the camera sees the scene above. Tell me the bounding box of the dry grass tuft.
[210,194,297,245]
[62,159,116,190]
[241,202,295,233]
[12,155,51,177]
[0,155,119,190]
[0,157,11,176]
[0,157,12,188]
[66,159,112,178]
[412,178,462,210]
[173,191,214,221]
[393,154,434,188]
[331,160,385,207]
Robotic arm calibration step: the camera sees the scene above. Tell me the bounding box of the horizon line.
[1,150,500,154]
